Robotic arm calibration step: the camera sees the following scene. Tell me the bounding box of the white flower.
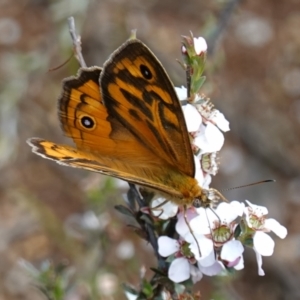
[244,200,287,240]
[157,236,203,283]
[182,37,208,55]
[151,196,178,220]
[244,200,287,275]
[193,37,208,55]
[188,202,245,270]
[194,123,224,154]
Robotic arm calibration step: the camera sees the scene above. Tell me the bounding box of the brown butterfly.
[27,38,214,207]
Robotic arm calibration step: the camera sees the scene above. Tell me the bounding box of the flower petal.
[265,218,288,239]
[196,243,215,266]
[215,202,240,223]
[193,37,207,55]
[210,110,230,132]
[253,231,274,256]
[183,104,202,132]
[158,236,179,257]
[168,257,190,283]
[190,212,211,235]
[234,255,244,271]
[151,197,178,220]
[245,200,268,216]
[194,123,224,153]
[190,264,203,283]
[230,201,245,217]
[175,209,198,238]
[175,86,187,100]
[198,260,224,276]
[202,174,212,189]
[255,250,265,276]
[194,156,204,186]
[221,240,244,262]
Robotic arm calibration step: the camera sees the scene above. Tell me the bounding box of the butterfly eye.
[192,198,202,208]
[140,64,152,80]
[80,115,96,130]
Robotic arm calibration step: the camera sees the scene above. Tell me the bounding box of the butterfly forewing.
[100,39,195,178]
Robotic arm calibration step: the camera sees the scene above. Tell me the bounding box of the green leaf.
[191,76,206,94]
[161,219,171,232]
[114,205,135,218]
[234,224,242,238]
[126,185,138,210]
[141,280,154,297]
[140,214,154,225]
[244,237,254,247]
[150,267,167,277]
[166,254,175,263]
[174,282,187,294]
[130,226,148,240]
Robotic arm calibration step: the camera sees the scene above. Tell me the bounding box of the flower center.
[181,241,194,259]
[249,214,265,230]
[212,225,231,243]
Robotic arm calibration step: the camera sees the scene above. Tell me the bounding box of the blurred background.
[0,0,299,299]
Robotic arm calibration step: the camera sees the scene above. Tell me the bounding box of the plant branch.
[67,17,87,68]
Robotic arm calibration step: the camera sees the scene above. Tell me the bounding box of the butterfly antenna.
[223,179,276,192]
[183,205,201,257]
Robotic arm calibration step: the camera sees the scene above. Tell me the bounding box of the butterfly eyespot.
[80,115,96,130]
[140,64,152,80]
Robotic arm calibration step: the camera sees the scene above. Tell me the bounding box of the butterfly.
[27,38,214,208]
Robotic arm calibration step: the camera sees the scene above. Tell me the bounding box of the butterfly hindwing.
[27,138,194,200]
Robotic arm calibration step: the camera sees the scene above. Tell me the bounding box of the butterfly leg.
[150,199,170,218]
